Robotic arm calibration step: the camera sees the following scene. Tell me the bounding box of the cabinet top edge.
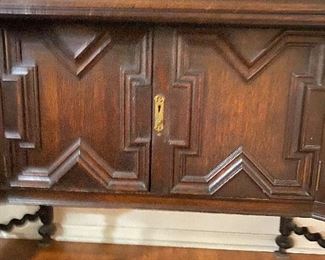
[1,0,325,26]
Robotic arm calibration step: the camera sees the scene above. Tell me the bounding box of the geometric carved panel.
[2,26,152,193]
[43,25,112,77]
[170,30,325,199]
[207,29,325,82]
[10,138,147,191]
[171,146,277,196]
[221,28,283,65]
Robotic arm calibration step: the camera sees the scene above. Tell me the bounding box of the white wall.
[0,204,325,254]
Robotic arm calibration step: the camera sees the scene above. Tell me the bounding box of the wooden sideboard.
[0,0,325,235]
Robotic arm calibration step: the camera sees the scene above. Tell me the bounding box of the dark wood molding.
[10,138,149,191]
[2,64,41,148]
[2,189,313,217]
[0,1,325,26]
[43,28,113,77]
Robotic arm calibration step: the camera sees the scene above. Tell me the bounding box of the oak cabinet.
[0,0,325,220]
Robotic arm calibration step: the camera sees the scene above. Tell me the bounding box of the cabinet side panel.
[0,29,6,189]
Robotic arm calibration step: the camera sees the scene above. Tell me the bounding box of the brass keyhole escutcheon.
[154,95,165,135]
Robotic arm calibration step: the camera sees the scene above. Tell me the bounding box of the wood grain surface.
[0,1,325,25]
[1,239,325,260]
[0,5,325,220]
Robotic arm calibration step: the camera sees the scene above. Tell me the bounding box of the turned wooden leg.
[275,217,294,257]
[38,206,56,246]
[0,205,56,246]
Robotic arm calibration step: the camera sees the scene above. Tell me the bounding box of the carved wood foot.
[0,205,56,246]
[275,216,325,258]
[275,217,294,256]
[38,206,56,246]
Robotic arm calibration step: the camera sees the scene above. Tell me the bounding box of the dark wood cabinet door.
[0,22,153,193]
[151,27,325,200]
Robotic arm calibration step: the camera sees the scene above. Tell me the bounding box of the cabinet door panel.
[0,22,152,193]
[152,27,325,200]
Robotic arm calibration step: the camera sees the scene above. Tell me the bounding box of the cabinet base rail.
[0,205,56,246]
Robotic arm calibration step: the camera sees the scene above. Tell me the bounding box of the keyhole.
[154,95,164,134]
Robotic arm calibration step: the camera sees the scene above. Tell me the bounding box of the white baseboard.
[55,224,277,252]
[0,205,325,255]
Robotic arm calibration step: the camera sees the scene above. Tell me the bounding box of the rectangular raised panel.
[151,27,325,200]
[2,65,41,148]
[1,75,24,140]
[1,23,153,193]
